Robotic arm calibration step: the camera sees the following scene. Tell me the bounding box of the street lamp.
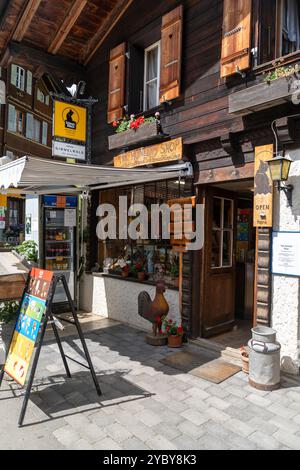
[266,153,294,206]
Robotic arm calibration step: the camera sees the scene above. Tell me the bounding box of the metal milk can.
[248,326,281,391]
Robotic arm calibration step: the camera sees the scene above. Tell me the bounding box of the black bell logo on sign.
[63,107,80,131]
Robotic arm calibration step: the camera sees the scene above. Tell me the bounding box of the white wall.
[25,195,40,250]
[80,273,180,332]
[272,145,300,375]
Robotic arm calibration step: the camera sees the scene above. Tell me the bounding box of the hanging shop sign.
[272,231,300,277]
[53,101,87,142]
[254,144,274,227]
[52,100,87,161]
[114,137,183,168]
[52,141,86,161]
[4,268,53,386]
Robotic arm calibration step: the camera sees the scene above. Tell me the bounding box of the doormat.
[161,349,241,384]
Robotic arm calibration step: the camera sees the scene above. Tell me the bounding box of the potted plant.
[0,300,20,366]
[14,240,38,266]
[135,263,146,281]
[122,264,130,278]
[164,319,184,348]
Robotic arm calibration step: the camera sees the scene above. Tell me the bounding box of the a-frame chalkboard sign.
[0,268,101,426]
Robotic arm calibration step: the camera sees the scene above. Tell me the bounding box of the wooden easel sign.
[4,268,53,386]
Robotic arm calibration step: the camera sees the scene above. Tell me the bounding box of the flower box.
[229,76,298,116]
[108,121,163,150]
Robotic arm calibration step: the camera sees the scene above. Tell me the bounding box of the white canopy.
[0,156,193,195]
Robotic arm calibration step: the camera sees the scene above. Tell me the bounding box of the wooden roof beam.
[2,41,86,83]
[48,0,87,55]
[12,0,42,42]
[84,0,135,65]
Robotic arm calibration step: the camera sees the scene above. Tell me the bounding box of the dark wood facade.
[85,0,300,338]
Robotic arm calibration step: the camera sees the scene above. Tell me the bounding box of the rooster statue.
[138,281,169,336]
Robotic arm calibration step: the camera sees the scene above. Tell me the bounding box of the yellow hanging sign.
[53,101,87,142]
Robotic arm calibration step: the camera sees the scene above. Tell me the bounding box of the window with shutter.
[8,104,16,132]
[220,0,252,78]
[26,113,34,139]
[107,43,126,123]
[159,5,183,103]
[26,71,33,95]
[42,121,48,145]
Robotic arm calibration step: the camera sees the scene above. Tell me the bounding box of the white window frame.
[11,64,25,91]
[143,41,161,111]
[37,88,45,103]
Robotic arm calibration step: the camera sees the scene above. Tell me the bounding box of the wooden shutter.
[26,70,33,95]
[10,64,17,87]
[7,104,16,132]
[107,42,126,123]
[159,5,183,103]
[26,113,34,139]
[220,0,252,78]
[42,121,48,145]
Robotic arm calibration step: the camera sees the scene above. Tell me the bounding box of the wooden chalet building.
[0,0,300,374]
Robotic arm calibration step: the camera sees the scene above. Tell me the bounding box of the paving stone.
[177,419,206,440]
[106,422,133,443]
[269,415,300,434]
[197,433,229,450]
[267,403,298,419]
[136,409,162,427]
[79,423,106,444]
[172,434,201,450]
[152,422,182,441]
[273,430,300,450]
[93,437,123,450]
[122,437,150,450]
[248,416,279,435]
[181,408,209,426]
[205,396,231,411]
[249,431,281,450]
[222,418,254,438]
[203,407,231,423]
[53,425,81,447]
[146,434,178,450]
[245,393,272,408]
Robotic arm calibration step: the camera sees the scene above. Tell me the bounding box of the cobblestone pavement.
[1,319,300,450]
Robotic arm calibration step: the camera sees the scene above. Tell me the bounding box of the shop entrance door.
[202,188,236,337]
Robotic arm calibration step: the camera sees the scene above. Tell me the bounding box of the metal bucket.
[248,326,281,391]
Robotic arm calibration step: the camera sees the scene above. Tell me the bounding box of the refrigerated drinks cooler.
[43,195,77,305]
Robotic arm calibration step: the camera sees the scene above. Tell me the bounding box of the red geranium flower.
[178,325,183,333]
[112,120,118,127]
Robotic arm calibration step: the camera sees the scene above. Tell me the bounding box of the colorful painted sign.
[254,145,274,227]
[4,268,53,386]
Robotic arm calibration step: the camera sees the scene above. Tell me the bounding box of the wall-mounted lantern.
[267,153,294,206]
